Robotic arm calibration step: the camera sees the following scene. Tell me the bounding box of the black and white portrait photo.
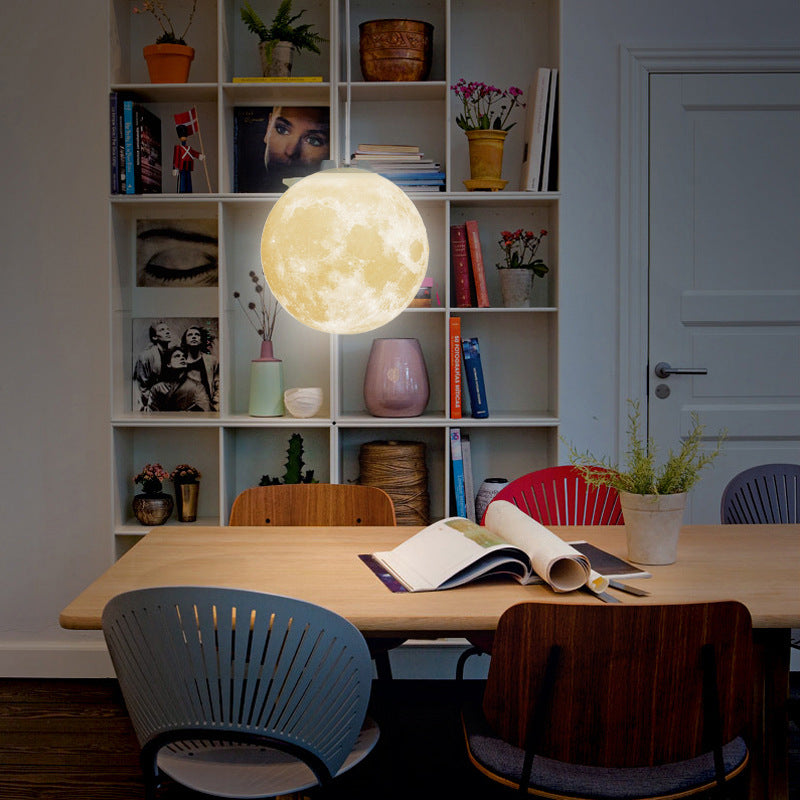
[136,218,219,287]
[131,317,220,413]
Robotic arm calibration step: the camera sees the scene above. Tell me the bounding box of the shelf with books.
[106,0,562,546]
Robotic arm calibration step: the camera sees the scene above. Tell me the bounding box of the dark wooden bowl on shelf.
[359,19,433,82]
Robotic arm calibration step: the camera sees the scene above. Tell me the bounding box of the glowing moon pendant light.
[260,169,429,334]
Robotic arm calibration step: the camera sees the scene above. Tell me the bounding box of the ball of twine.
[359,440,429,525]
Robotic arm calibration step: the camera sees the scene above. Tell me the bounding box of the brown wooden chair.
[229,483,399,679]
[229,483,397,527]
[461,601,753,798]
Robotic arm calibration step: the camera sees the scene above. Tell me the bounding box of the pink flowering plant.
[451,79,525,131]
[133,0,198,45]
[497,229,549,276]
[134,463,170,495]
[170,464,201,484]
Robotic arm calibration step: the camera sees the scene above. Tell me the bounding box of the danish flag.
[174,107,199,134]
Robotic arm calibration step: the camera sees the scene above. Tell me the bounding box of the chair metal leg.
[374,650,393,681]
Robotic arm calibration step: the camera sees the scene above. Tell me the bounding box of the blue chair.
[102,586,379,799]
[720,463,800,524]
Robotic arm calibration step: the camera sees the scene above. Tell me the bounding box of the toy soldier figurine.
[172,124,204,193]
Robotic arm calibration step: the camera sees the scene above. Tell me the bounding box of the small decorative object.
[359,19,433,82]
[134,0,198,83]
[240,0,326,77]
[359,440,430,525]
[259,433,317,484]
[451,79,525,191]
[170,463,201,522]
[171,108,206,193]
[132,463,173,526]
[363,338,430,418]
[261,169,429,334]
[497,228,548,307]
[234,270,284,417]
[567,401,726,565]
[284,387,323,418]
[475,477,510,521]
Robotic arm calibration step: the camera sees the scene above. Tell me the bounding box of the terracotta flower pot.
[143,43,194,84]
[464,129,508,191]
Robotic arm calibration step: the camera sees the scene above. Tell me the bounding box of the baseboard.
[0,640,114,678]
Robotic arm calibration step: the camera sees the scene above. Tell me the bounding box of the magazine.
[363,500,648,593]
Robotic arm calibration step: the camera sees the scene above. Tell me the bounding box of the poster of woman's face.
[136,218,218,287]
[131,317,220,413]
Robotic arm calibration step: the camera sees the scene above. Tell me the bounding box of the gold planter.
[175,482,200,522]
[464,129,508,191]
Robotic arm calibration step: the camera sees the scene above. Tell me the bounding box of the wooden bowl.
[359,19,433,82]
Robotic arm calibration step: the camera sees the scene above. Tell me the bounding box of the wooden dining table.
[60,523,799,800]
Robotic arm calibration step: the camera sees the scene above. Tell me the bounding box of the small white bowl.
[284,387,324,418]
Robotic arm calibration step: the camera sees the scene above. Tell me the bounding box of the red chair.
[460,466,624,677]
[481,465,623,526]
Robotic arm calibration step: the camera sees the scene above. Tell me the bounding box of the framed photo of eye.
[136,218,219,288]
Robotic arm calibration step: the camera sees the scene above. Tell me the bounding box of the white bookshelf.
[109,0,560,556]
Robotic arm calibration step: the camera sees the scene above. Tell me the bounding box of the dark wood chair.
[461,601,753,798]
[229,483,399,679]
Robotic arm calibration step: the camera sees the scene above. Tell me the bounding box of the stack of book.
[519,67,558,192]
[110,92,162,195]
[351,144,445,192]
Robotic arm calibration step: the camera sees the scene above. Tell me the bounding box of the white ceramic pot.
[284,387,323,418]
[619,491,688,565]
[260,40,295,77]
[498,268,533,307]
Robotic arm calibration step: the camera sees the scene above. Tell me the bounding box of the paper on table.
[484,500,591,592]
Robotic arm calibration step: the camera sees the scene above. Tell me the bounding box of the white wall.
[0,0,797,676]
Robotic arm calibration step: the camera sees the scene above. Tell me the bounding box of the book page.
[374,517,526,592]
[484,500,590,592]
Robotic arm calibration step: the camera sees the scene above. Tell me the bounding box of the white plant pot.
[498,268,533,307]
[619,491,688,565]
[260,40,295,77]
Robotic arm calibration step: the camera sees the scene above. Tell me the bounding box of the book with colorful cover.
[450,223,472,307]
[450,428,467,518]
[465,220,490,307]
[461,433,476,522]
[123,99,136,195]
[449,316,462,419]
[462,337,489,418]
[134,104,162,194]
[362,500,650,593]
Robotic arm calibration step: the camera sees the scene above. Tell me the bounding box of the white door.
[649,73,800,523]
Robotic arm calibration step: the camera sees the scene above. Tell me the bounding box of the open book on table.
[361,500,649,593]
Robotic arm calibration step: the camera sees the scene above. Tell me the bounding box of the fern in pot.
[566,401,725,565]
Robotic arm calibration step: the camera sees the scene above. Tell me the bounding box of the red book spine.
[449,315,462,419]
[465,219,490,307]
[450,224,472,307]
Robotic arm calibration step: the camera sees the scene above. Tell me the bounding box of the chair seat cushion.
[462,704,748,799]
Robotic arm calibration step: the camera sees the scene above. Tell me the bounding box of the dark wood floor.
[0,678,797,799]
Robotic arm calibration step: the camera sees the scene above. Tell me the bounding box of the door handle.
[654,362,708,379]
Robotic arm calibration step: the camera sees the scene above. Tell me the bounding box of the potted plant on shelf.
[496,228,548,307]
[234,270,284,416]
[240,0,326,78]
[259,433,317,484]
[133,0,198,83]
[170,463,201,522]
[451,78,525,190]
[132,463,173,525]
[566,401,726,565]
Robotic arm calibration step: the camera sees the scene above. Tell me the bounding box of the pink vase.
[363,338,430,417]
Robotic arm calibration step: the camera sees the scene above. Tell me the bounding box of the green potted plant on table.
[496,228,548,307]
[240,0,326,77]
[170,463,201,522]
[133,0,199,83]
[566,401,725,565]
[132,463,173,526]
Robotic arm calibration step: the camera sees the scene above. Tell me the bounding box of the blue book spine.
[462,338,489,419]
[450,428,467,517]
[123,100,135,194]
[109,93,119,194]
